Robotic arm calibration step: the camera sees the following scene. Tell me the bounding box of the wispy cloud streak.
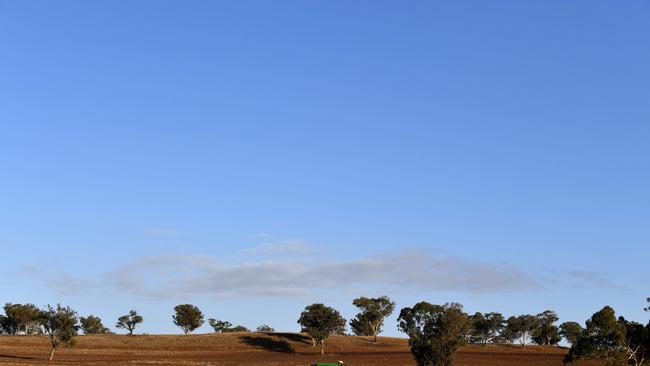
[39,250,540,299]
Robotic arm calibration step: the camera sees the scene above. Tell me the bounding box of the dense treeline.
[0,297,647,365]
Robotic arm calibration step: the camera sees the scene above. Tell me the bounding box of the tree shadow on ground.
[240,335,295,353]
[0,354,39,360]
[271,332,312,345]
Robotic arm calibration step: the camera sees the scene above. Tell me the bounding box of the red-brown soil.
[0,333,603,365]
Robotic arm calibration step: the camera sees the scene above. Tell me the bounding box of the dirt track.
[0,333,603,365]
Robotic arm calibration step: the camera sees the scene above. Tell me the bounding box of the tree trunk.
[48,346,56,361]
[310,336,315,347]
[320,340,324,355]
[370,321,378,343]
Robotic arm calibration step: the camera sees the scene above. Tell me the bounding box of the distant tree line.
[0,296,647,365]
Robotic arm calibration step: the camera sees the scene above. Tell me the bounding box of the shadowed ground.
[0,333,604,366]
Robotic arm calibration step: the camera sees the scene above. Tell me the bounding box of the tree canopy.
[39,304,79,361]
[208,318,248,333]
[468,312,505,344]
[398,302,471,366]
[173,304,204,334]
[256,324,275,332]
[350,296,395,342]
[2,303,41,334]
[565,306,626,364]
[531,310,561,346]
[80,315,112,334]
[297,303,346,355]
[560,321,584,347]
[116,310,143,336]
[504,314,538,347]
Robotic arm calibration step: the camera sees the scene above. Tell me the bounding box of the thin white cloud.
[568,270,630,293]
[47,250,540,299]
[45,272,98,296]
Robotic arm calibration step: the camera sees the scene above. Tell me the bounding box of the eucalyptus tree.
[39,304,79,361]
[559,321,583,347]
[468,312,505,344]
[297,303,346,355]
[531,310,561,346]
[173,304,204,334]
[504,314,538,347]
[398,302,471,366]
[80,315,112,334]
[350,296,395,342]
[116,310,143,336]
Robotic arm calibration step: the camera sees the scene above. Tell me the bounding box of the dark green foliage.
[116,310,143,335]
[297,303,346,355]
[208,318,248,332]
[350,296,395,342]
[560,321,583,346]
[80,315,112,334]
[531,310,561,346]
[397,302,471,366]
[229,325,250,332]
[585,306,626,351]
[350,315,373,336]
[0,315,7,334]
[208,318,232,332]
[39,304,79,361]
[3,303,41,334]
[564,306,626,364]
[618,317,650,366]
[468,312,505,344]
[256,324,275,332]
[504,314,538,347]
[173,304,204,334]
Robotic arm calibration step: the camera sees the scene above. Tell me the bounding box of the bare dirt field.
[0,333,603,366]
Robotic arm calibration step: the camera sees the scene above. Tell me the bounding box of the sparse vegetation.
[208,318,231,332]
[0,296,647,366]
[208,318,249,332]
[0,332,574,365]
[116,310,143,336]
[256,324,275,332]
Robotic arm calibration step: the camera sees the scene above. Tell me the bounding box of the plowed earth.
[0,333,604,365]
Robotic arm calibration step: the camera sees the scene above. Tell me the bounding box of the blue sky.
[0,1,649,336]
